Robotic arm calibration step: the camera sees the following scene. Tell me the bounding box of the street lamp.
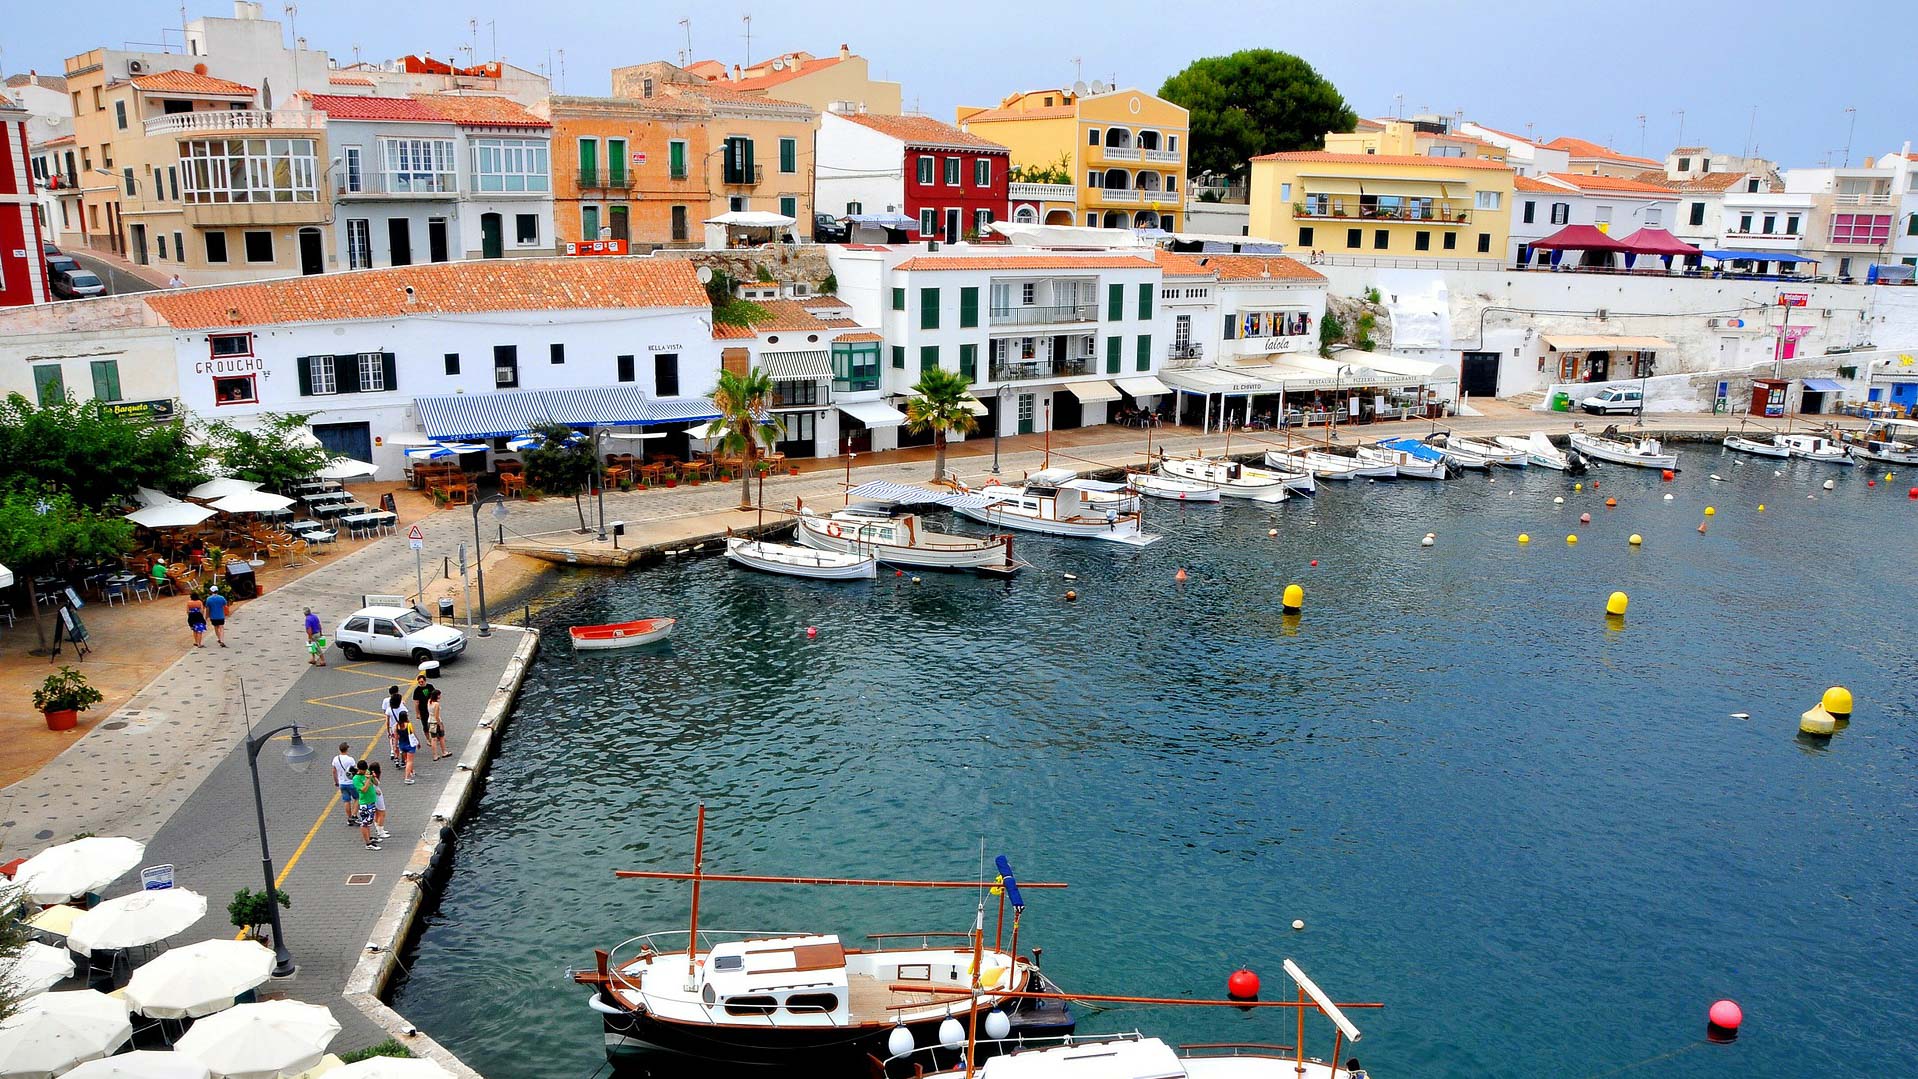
[239,679,313,979]
[1332,364,1355,438]
[991,384,1013,475]
[470,493,509,637]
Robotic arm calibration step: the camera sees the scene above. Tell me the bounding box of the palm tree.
[710,367,783,509]
[904,367,979,481]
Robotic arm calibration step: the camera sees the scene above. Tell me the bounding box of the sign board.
[140,864,175,891]
[562,239,629,257]
[103,399,178,423]
[408,524,424,551]
[1778,292,1810,307]
[630,151,646,164]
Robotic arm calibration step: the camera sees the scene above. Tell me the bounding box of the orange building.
[547,94,710,248]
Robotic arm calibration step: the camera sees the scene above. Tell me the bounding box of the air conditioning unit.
[126,60,147,74]
[1706,318,1720,328]
[790,282,811,297]
[1821,308,1834,317]
[495,367,516,383]
[1596,308,1609,320]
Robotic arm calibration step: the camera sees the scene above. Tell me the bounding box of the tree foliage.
[710,369,782,509]
[0,885,28,1025]
[1008,153,1074,186]
[0,488,136,647]
[521,421,595,530]
[904,367,978,481]
[0,393,205,509]
[202,412,332,494]
[1159,50,1356,177]
[704,268,770,328]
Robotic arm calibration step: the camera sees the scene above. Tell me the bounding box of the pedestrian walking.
[205,587,229,648]
[395,713,418,783]
[353,760,381,850]
[367,762,392,840]
[166,273,185,288]
[303,607,327,666]
[382,689,406,763]
[427,688,448,760]
[186,596,208,647]
[330,743,359,828]
[410,672,435,722]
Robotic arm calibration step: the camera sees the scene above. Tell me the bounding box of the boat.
[1442,435,1529,468]
[1157,457,1291,502]
[1568,430,1679,470]
[1428,437,1492,471]
[569,618,675,650]
[947,469,1159,544]
[1722,433,1792,458]
[725,536,877,580]
[574,810,1074,1069]
[794,499,1018,573]
[1267,448,1384,481]
[1493,432,1585,472]
[1260,460,1318,495]
[1844,418,1918,466]
[1126,471,1223,503]
[1359,438,1450,480]
[1777,433,1851,463]
[1057,476,1142,514]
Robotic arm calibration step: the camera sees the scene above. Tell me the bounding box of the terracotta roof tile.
[711,321,757,339]
[413,94,548,127]
[1250,151,1513,171]
[39,133,76,146]
[720,53,848,92]
[1514,175,1568,192]
[1633,169,1748,193]
[326,74,375,87]
[838,112,1006,152]
[834,331,883,342]
[667,81,810,113]
[892,255,1157,271]
[1546,171,1677,196]
[1152,250,1212,277]
[6,73,70,93]
[143,258,708,330]
[1201,254,1326,282]
[1542,137,1661,167]
[305,93,444,123]
[819,316,863,328]
[959,104,1077,123]
[130,70,254,96]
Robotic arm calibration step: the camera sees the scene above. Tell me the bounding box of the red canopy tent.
[1528,224,1633,252]
[1614,227,1701,256]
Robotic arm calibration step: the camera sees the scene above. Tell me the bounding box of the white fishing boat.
[570,619,676,650]
[1493,432,1584,472]
[1058,476,1142,514]
[794,499,1018,573]
[946,469,1159,545]
[1777,433,1851,463]
[1260,460,1317,495]
[1568,430,1679,470]
[1126,471,1223,503]
[1359,439,1450,480]
[1267,449,1380,481]
[1157,457,1291,502]
[725,536,877,580]
[1444,436,1529,467]
[1722,433,1792,458]
[1429,437,1492,471]
[1845,418,1918,466]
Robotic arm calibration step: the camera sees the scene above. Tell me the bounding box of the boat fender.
[586,992,627,1016]
[825,522,844,539]
[983,477,1001,486]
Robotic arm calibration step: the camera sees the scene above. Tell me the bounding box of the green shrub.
[339,1041,414,1063]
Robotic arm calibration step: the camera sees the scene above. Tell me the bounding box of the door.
[843,421,872,454]
[388,218,412,266]
[609,206,629,241]
[430,218,452,262]
[1586,351,1610,381]
[1051,334,1070,376]
[1017,393,1035,435]
[312,422,373,464]
[479,214,500,259]
[129,224,148,265]
[946,208,961,241]
[1053,390,1083,430]
[1460,351,1500,397]
[298,227,324,275]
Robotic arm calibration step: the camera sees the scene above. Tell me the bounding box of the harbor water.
[393,447,1918,1079]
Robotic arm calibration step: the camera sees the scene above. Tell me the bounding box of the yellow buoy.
[1567,534,1579,545]
[1886,473,1895,482]
[1799,707,1836,737]
[1704,506,1716,516]
[1758,504,1766,512]
[1606,591,1629,616]
[1821,686,1853,722]
[1574,483,1583,491]
[1629,534,1643,546]
[1282,583,1304,614]
[1518,533,1531,544]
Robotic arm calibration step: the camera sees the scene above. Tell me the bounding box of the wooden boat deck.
[845,972,946,1023]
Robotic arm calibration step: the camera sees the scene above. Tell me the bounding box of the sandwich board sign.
[140,864,175,890]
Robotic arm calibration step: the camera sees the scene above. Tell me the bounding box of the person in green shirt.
[353,762,382,851]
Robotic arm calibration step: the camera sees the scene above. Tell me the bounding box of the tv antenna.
[1842,106,1857,167]
[1636,114,1647,155]
[1673,108,1685,147]
[678,17,692,66]
[741,13,752,67]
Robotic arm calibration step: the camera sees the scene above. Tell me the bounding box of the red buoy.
[1867,480,1876,487]
[1226,969,1260,1001]
[805,626,818,638]
[1662,470,1675,482]
[1309,560,1319,567]
[1707,999,1742,1042]
[1909,487,1917,499]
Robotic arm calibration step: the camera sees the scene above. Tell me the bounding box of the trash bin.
[223,561,258,599]
[1551,391,1572,412]
[418,660,441,679]
[437,597,455,623]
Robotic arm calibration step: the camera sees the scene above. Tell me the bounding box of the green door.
[578,139,597,186]
[481,213,503,259]
[1017,393,1035,435]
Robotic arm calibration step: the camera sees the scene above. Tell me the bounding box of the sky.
[10,0,1917,170]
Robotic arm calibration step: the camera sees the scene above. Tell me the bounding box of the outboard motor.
[1566,451,1589,476]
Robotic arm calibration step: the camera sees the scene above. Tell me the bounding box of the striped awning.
[1115,375,1173,397]
[414,390,556,440]
[761,350,833,379]
[415,389,720,439]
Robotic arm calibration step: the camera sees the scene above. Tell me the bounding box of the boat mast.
[964,898,985,1079]
[685,803,706,989]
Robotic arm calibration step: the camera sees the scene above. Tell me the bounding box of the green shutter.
[607,139,626,183]
[90,359,122,402]
[742,138,756,177]
[891,287,905,311]
[578,138,596,176]
[581,206,599,239]
[1222,313,1236,340]
[296,356,313,396]
[1106,336,1120,374]
[891,346,905,369]
[1138,283,1153,320]
[959,344,977,381]
[920,287,939,330]
[959,287,979,328]
[382,352,398,390]
[1137,334,1152,371]
[32,365,64,406]
[670,140,686,178]
[920,345,938,373]
[334,356,359,394]
[779,138,796,173]
[780,196,797,219]
[1107,283,1122,321]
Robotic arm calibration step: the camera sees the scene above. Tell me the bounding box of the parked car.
[44,254,78,279]
[812,212,849,244]
[42,241,61,258]
[335,605,468,663]
[1581,388,1643,416]
[52,269,106,299]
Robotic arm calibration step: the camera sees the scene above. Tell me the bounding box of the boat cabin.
[700,934,853,1023]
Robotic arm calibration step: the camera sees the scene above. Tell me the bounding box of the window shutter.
[382,352,398,390]
[1138,283,1153,320]
[296,356,313,396]
[1108,283,1122,321]
[742,138,756,177]
[1223,314,1235,340]
[334,356,358,394]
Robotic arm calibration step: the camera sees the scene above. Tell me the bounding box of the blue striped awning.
[415,391,555,440]
[545,386,658,427]
[415,389,720,439]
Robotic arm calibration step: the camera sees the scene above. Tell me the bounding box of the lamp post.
[592,426,607,542]
[1332,364,1355,439]
[470,493,509,637]
[239,679,314,979]
[991,384,1013,475]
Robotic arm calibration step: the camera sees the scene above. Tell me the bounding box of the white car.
[335,606,468,664]
[1581,388,1643,415]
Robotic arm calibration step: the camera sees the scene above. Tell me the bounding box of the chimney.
[731,64,741,81]
[839,44,849,60]
[28,70,38,86]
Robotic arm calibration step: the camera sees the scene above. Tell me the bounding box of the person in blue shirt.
[204,587,229,648]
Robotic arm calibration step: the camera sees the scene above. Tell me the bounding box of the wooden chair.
[499,473,527,498]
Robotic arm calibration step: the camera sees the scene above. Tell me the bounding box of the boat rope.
[1573,1039,1711,1078]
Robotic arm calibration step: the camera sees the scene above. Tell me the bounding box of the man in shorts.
[354,760,382,850]
[331,743,359,828]
[205,586,229,648]
[304,607,327,666]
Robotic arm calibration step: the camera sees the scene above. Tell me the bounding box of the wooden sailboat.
[574,808,1074,1068]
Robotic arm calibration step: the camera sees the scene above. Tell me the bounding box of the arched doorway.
[1133,210,1160,229]
[1101,168,1130,191]
[1044,209,1075,225]
[1013,205,1038,224]
[1100,211,1126,229]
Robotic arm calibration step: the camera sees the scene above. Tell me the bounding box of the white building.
[1872,145,1918,269]
[1510,173,1682,266]
[322,57,551,108]
[305,92,554,269]
[710,293,883,459]
[7,73,76,245]
[1456,122,1571,177]
[1786,161,1904,280]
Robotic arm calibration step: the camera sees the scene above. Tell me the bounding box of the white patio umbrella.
[11,837,145,905]
[403,442,486,461]
[174,1001,340,1079]
[125,503,219,529]
[330,1059,454,1079]
[124,939,275,1019]
[0,941,76,998]
[133,487,180,508]
[62,1052,212,1079]
[186,478,262,499]
[0,562,12,590]
[315,457,378,480]
[208,491,295,514]
[0,989,132,1079]
[67,888,208,956]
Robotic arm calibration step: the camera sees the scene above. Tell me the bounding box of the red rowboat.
[569,618,676,650]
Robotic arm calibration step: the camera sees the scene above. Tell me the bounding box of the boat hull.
[1126,474,1223,502]
[1358,446,1445,480]
[598,999,1072,1069]
[1723,435,1791,458]
[794,514,1013,571]
[725,538,877,579]
[570,619,674,650]
[1568,433,1679,470]
[1494,435,1571,470]
[1850,444,1918,466]
[1157,459,1290,502]
[953,503,1158,544]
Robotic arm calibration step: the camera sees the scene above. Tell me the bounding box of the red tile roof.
[414,94,548,127]
[958,104,1077,123]
[326,74,375,87]
[1543,137,1661,167]
[130,70,254,96]
[711,321,757,339]
[892,255,1157,272]
[1632,169,1749,193]
[1546,171,1678,196]
[1514,175,1567,192]
[838,111,1006,152]
[304,93,444,123]
[721,53,848,92]
[144,258,708,329]
[1251,151,1514,171]
[39,134,76,146]
[834,330,883,342]
[6,73,70,93]
[735,298,842,331]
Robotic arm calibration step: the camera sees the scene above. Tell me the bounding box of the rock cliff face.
[652,247,837,296]
[1323,292,1393,354]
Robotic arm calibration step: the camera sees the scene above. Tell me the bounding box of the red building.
[0,100,50,307]
[817,111,1008,242]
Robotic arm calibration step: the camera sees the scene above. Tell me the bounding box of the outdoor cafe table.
[290,481,340,495]
[313,501,366,520]
[303,491,351,506]
[338,510,395,533]
[285,519,325,535]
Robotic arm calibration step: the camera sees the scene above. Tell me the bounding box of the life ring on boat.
[983,478,1001,486]
[825,522,844,538]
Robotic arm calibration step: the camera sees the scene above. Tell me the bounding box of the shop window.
[214,375,258,404]
[210,333,254,358]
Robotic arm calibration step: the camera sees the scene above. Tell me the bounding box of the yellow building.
[1324,119,1508,165]
[1249,152,1515,261]
[648,44,902,116]
[956,86,1188,230]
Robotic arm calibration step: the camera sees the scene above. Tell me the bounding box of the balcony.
[577,168,635,190]
[1093,187,1180,206]
[1098,145,1141,162]
[720,165,764,187]
[1142,148,1180,164]
[990,356,1092,382]
[1296,201,1473,225]
[989,302,1099,327]
[145,109,324,136]
[1833,192,1894,206]
[1009,181,1076,202]
[182,200,327,228]
[336,173,458,198]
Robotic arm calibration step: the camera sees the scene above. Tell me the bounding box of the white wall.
[816,112,903,218]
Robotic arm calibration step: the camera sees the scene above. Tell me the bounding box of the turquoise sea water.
[393,448,1918,1079]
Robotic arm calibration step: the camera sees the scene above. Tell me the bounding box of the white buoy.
[1420,534,1436,547]
[1774,470,1783,477]
[1710,474,1724,482]
[1730,712,1750,720]
[938,1018,966,1050]
[1062,572,1078,580]
[1553,496,1565,504]
[1823,479,1836,491]
[984,1010,1012,1040]
[887,1026,916,1058]
[1664,493,1674,500]
[1292,919,1306,931]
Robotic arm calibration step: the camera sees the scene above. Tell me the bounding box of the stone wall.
[650,246,838,296]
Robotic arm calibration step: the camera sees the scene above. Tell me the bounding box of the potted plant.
[788,465,800,476]
[227,886,290,943]
[34,667,104,732]
[1293,202,1308,217]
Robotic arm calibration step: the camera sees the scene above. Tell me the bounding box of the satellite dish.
[696,266,714,283]
[771,58,785,70]
[1071,80,1088,97]
[1089,80,1108,94]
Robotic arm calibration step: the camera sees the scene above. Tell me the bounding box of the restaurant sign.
[563,240,630,256]
[103,398,179,423]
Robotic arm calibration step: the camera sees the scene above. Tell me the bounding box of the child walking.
[353,760,381,851]
[367,762,392,840]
